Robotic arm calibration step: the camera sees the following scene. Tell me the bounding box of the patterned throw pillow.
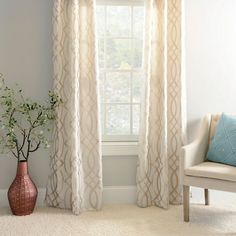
[206,113,236,166]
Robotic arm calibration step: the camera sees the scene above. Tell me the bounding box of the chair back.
[208,114,221,144]
[209,113,236,144]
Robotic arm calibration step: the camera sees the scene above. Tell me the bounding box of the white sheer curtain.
[137,0,185,208]
[45,0,102,215]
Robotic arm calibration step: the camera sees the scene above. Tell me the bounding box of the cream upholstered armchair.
[181,114,236,222]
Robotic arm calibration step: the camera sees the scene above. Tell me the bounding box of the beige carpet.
[0,204,236,236]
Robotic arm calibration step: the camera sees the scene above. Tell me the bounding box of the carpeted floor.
[0,204,236,236]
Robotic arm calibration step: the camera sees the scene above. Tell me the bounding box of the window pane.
[98,39,105,68]
[96,3,144,139]
[107,6,131,37]
[106,39,132,69]
[133,7,144,38]
[133,39,143,68]
[99,72,105,103]
[105,72,130,103]
[106,105,130,135]
[100,104,105,135]
[133,104,140,135]
[133,72,142,103]
[96,6,105,37]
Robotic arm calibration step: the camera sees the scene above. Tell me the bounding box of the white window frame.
[97,0,144,145]
[102,141,139,156]
[97,0,144,6]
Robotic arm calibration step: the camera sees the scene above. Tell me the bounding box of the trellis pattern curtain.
[45,0,102,215]
[137,0,185,208]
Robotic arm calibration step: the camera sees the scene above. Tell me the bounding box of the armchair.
[181,114,236,222]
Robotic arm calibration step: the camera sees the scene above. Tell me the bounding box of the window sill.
[102,141,138,157]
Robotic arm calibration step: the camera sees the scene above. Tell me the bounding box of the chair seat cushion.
[185,161,236,182]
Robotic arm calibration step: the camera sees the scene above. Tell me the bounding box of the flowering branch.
[0,75,61,161]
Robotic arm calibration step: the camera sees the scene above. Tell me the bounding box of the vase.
[8,160,38,216]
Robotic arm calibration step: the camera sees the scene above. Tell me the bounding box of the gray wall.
[1,0,236,189]
[0,0,53,188]
[186,0,236,141]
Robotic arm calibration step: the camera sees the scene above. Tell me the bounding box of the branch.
[26,140,31,159]
[9,108,16,123]
[9,149,18,160]
[25,126,33,159]
[26,111,43,158]
[20,94,33,126]
[32,111,42,127]
[29,141,41,153]
[15,139,20,161]
[18,129,26,152]
[31,123,43,129]
[21,150,26,160]
[7,108,19,160]
[15,122,25,135]
[0,135,18,160]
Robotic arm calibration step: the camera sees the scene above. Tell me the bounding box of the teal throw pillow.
[206,113,236,166]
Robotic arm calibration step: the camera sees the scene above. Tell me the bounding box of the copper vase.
[8,160,38,216]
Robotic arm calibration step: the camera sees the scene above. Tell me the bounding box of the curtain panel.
[45,0,102,215]
[137,0,185,209]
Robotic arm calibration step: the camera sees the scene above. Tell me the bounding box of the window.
[96,0,144,142]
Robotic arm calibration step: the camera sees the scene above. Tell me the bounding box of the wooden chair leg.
[204,189,210,205]
[183,185,190,222]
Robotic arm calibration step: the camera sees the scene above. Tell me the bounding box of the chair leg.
[204,189,210,205]
[183,185,190,222]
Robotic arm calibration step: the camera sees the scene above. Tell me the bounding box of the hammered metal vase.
[8,160,38,216]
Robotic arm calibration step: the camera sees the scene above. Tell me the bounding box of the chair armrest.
[180,114,211,182]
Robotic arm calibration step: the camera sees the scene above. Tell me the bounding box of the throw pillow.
[206,113,236,166]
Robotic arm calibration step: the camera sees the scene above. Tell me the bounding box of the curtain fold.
[137,0,185,208]
[45,0,102,215]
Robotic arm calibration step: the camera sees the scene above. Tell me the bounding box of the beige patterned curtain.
[45,0,102,215]
[137,0,185,208]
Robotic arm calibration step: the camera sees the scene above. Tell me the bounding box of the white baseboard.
[1,186,235,208]
[103,186,137,204]
[0,186,137,207]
